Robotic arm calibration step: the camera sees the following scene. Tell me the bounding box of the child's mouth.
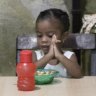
[41,46,49,52]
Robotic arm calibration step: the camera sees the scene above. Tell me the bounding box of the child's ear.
[62,32,70,42]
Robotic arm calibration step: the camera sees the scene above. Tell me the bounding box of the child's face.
[36,19,63,54]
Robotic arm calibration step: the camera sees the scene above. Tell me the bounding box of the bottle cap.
[20,50,32,63]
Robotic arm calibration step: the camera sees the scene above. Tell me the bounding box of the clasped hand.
[48,35,62,59]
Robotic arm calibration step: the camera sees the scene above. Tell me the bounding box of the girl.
[33,8,82,78]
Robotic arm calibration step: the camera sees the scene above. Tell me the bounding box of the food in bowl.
[36,70,57,76]
[35,69,59,85]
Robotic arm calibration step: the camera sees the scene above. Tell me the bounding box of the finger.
[54,34,56,39]
[56,40,61,43]
[53,35,61,42]
[52,35,56,44]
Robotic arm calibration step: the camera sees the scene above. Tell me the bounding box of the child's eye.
[37,34,42,38]
[36,31,44,38]
[48,35,53,38]
[47,33,54,38]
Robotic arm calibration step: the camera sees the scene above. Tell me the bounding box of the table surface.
[0,76,96,96]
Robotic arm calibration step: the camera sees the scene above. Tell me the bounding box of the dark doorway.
[72,0,86,65]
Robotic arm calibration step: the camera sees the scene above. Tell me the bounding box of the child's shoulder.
[35,50,44,55]
[63,50,74,59]
[34,50,44,60]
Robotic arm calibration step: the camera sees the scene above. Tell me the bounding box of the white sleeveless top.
[35,50,74,77]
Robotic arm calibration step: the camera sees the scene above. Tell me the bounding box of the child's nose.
[41,36,48,42]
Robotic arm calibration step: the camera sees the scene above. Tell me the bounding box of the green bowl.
[35,75,54,85]
[35,69,59,85]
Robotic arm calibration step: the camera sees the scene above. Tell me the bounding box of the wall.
[0,0,71,75]
[85,0,96,13]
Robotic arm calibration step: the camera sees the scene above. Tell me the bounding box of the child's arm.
[56,53,82,78]
[32,41,54,68]
[33,52,53,68]
[53,35,82,78]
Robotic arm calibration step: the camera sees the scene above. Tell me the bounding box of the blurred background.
[0,0,96,75]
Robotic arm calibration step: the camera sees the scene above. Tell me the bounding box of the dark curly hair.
[36,8,70,33]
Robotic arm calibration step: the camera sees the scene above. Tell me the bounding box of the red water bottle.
[16,50,36,91]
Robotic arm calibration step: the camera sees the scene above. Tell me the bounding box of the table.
[0,76,96,96]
